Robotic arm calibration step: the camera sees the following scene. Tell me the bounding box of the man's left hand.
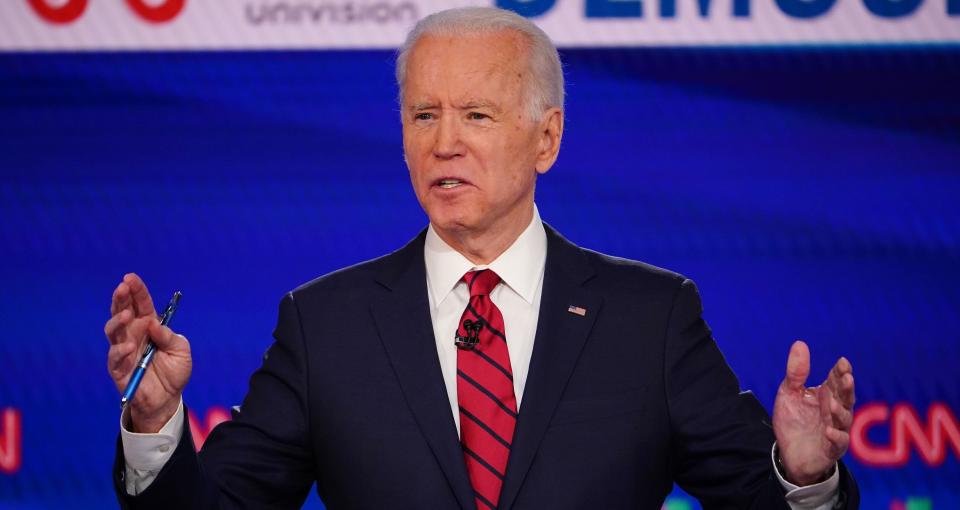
[773,340,856,486]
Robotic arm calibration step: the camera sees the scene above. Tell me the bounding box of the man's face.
[401,30,560,240]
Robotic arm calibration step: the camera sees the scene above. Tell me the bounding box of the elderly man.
[106,7,858,510]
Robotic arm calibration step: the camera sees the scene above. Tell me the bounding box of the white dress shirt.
[424,205,546,434]
[122,205,839,508]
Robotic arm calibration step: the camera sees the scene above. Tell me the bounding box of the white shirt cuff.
[120,399,184,495]
[772,443,841,510]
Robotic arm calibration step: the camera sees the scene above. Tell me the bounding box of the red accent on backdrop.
[27,0,88,24]
[124,0,186,24]
[0,408,22,475]
[188,407,231,451]
[851,402,960,468]
[26,0,185,25]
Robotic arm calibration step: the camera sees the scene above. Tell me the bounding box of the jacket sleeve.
[664,279,858,509]
[113,292,316,510]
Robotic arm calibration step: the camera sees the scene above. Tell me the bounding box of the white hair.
[395,7,564,120]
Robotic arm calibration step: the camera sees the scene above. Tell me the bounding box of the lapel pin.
[567,305,587,317]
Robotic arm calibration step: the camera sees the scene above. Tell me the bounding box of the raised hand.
[105,273,192,433]
[773,340,855,486]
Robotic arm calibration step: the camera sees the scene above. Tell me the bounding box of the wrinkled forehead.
[401,30,531,106]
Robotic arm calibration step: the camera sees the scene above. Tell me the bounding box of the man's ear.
[534,107,564,175]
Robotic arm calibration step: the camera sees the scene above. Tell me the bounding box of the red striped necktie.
[456,269,517,510]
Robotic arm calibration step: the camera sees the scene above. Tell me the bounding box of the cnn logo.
[851,402,960,467]
[28,0,186,24]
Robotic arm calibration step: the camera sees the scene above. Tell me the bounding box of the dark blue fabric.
[113,226,859,509]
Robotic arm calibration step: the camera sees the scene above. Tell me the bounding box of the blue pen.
[120,291,182,408]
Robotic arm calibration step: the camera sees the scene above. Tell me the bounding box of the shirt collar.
[424,205,547,309]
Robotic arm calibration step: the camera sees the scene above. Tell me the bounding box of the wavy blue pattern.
[0,48,958,509]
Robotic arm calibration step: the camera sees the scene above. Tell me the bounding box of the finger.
[830,396,853,431]
[110,281,132,316]
[123,273,156,319]
[108,339,139,370]
[110,316,156,385]
[104,309,133,345]
[825,356,852,391]
[818,384,833,427]
[107,340,140,383]
[825,426,850,459]
[835,356,852,376]
[125,315,154,353]
[839,371,856,410]
[148,320,188,353]
[782,340,810,391]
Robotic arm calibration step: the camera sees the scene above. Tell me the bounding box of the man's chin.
[424,202,476,228]
[429,217,474,234]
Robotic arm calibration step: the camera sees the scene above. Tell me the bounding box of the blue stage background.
[0,47,958,509]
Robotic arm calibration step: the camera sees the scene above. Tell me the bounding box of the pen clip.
[158,291,182,327]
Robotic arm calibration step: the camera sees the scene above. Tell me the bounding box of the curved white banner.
[0,0,957,51]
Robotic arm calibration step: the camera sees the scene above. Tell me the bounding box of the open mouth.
[435,178,467,189]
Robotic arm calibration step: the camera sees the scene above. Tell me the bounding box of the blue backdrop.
[0,47,958,509]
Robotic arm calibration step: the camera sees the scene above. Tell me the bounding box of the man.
[105,7,858,509]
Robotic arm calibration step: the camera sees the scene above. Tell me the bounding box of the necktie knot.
[463,269,501,297]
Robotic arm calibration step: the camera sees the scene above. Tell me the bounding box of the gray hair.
[395,7,564,120]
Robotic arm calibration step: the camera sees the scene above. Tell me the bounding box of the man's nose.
[433,113,464,159]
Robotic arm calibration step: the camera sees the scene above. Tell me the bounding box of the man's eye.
[467,112,489,121]
[414,112,434,121]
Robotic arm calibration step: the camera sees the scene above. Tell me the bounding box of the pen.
[120,291,182,408]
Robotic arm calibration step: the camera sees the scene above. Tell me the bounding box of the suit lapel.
[370,231,475,510]
[499,225,602,510]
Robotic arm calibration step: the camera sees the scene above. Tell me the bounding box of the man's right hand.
[105,273,192,433]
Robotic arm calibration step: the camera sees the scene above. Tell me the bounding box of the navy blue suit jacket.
[114,225,858,509]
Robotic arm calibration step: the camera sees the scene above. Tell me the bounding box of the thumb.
[783,340,810,391]
[148,319,185,353]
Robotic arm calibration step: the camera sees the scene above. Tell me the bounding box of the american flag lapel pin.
[567,305,587,317]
